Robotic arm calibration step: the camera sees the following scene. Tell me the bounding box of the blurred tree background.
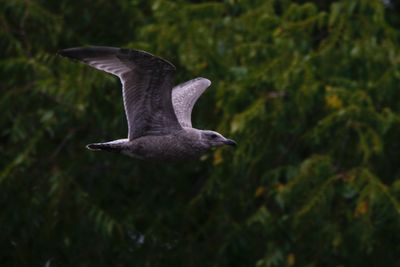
[1,0,400,266]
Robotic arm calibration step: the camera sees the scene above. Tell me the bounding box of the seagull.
[59,46,236,160]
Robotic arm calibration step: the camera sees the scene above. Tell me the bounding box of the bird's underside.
[86,128,211,161]
[59,46,236,160]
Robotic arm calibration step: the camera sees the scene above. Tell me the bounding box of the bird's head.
[200,130,237,148]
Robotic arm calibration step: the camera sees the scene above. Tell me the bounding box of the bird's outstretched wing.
[172,77,211,128]
[59,46,182,140]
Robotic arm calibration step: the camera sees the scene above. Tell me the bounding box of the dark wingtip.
[58,46,122,61]
[58,46,176,71]
[57,48,79,60]
[57,47,87,60]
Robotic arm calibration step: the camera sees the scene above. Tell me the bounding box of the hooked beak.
[224,139,237,147]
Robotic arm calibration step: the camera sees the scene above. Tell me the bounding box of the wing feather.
[172,77,211,128]
[59,46,182,140]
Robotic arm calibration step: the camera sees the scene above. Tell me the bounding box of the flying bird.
[59,46,236,160]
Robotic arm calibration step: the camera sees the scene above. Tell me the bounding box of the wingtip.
[57,49,66,57]
[57,47,84,60]
[57,46,102,59]
[194,77,211,87]
[204,78,211,87]
[58,46,177,72]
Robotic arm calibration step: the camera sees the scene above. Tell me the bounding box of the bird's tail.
[86,143,106,151]
[86,142,122,153]
[86,139,129,153]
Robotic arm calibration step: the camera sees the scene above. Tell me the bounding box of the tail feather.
[86,143,120,152]
[86,143,104,151]
[86,140,128,153]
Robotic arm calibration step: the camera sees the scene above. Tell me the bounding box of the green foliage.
[1,0,400,266]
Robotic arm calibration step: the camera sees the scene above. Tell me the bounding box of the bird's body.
[59,46,236,161]
[88,128,210,160]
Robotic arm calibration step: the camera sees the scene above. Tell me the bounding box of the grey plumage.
[59,46,236,160]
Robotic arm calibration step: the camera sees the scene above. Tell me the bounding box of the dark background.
[1,0,400,266]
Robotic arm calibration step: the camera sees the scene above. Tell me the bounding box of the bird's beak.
[224,139,237,147]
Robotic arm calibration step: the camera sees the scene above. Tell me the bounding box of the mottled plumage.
[59,46,236,160]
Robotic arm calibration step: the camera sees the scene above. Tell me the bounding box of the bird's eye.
[210,134,218,139]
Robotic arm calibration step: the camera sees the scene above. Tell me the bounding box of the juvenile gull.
[59,46,236,160]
